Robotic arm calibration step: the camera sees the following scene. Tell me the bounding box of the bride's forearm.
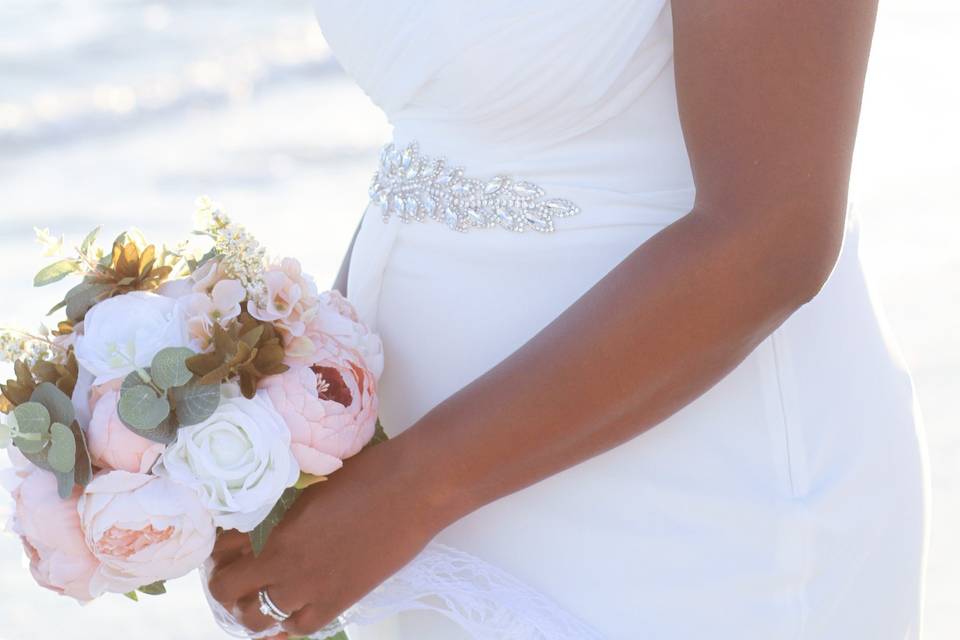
[377,0,875,534]
[386,201,843,529]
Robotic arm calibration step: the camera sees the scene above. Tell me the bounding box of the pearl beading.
[368,141,581,233]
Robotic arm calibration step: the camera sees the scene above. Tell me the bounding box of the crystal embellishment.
[369,141,581,233]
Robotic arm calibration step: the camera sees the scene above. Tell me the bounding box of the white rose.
[75,291,188,384]
[78,470,216,596]
[153,385,300,532]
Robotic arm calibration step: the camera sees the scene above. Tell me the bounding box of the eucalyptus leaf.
[150,348,195,390]
[48,422,77,473]
[121,369,152,392]
[136,414,180,445]
[118,385,170,431]
[12,433,45,455]
[0,423,10,449]
[171,379,220,426]
[13,402,51,435]
[55,469,74,499]
[34,259,80,287]
[17,429,53,470]
[30,382,75,428]
[65,282,111,322]
[248,487,301,557]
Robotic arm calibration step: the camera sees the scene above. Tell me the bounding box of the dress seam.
[770,330,810,640]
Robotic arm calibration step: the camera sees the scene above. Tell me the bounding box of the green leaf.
[294,472,328,490]
[150,348,195,390]
[13,402,51,434]
[80,226,101,256]
[137,581,167,596]
[17,432,53,469]
[48,422,76,473]
[13,432,45,455]
[121,369,151,392]
[123,591,139,602]
[46,298,68,316]
[0,422,10,449]
[55,469,74,499]
[171,379,220,426]
[30,382,75,428]
[248,487,301,557]
[65,281,111,322]
[118,385,170,431]
[69,420,93,488]
[135,414,180,445]
[34,259,80,287]
[361,417,389,452]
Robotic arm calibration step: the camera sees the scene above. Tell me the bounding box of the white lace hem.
[202,541,606,640]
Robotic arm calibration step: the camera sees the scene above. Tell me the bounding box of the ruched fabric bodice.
[314,0,694,201]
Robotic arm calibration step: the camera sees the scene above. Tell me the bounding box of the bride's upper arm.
[669,0,878,290]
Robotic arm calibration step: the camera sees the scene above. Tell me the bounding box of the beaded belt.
[368,141,581,233]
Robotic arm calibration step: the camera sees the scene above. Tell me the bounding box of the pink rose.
[78,471,216,596]
[87,387,165,473]
[11,468,100,602]
[261,351,378,476]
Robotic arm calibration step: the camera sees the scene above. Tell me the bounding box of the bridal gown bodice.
[315,0,694,218]
[311,1,931,639]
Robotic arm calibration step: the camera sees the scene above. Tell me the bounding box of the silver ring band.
[257,588,291,622]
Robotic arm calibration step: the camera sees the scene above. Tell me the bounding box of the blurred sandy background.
[0,1,956,638]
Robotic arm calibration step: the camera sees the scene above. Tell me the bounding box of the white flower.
[153,385,299,532]
[71,364,95,429]
[74,292,188,384]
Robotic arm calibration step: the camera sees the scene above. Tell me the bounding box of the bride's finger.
[281,604,331,638]
[234,591,281,634]
[207,557,259,606]
[210,532,252,567]
[212,530,251,556]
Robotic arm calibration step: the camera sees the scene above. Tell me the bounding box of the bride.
[206,1,930,638]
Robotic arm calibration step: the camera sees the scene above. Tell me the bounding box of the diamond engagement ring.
[257,588,291,623]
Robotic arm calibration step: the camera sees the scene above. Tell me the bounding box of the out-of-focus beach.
[0,1,956,639]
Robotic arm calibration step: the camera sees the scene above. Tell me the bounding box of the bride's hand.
[206,436,452,637]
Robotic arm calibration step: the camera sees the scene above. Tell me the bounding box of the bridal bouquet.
[0,197,385,605]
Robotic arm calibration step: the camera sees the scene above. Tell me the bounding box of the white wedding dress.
[309,1,932,638]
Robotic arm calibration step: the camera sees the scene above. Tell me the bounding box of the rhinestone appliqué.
[368,141,581,233]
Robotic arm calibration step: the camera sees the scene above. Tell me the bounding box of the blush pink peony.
[261,351,378,476]
[78,470,216,596]
[11,467,100,602]
[86,387,165,473]
[283,289,384,381]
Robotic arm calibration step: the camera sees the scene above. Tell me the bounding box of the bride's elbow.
[772,211,847,307]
